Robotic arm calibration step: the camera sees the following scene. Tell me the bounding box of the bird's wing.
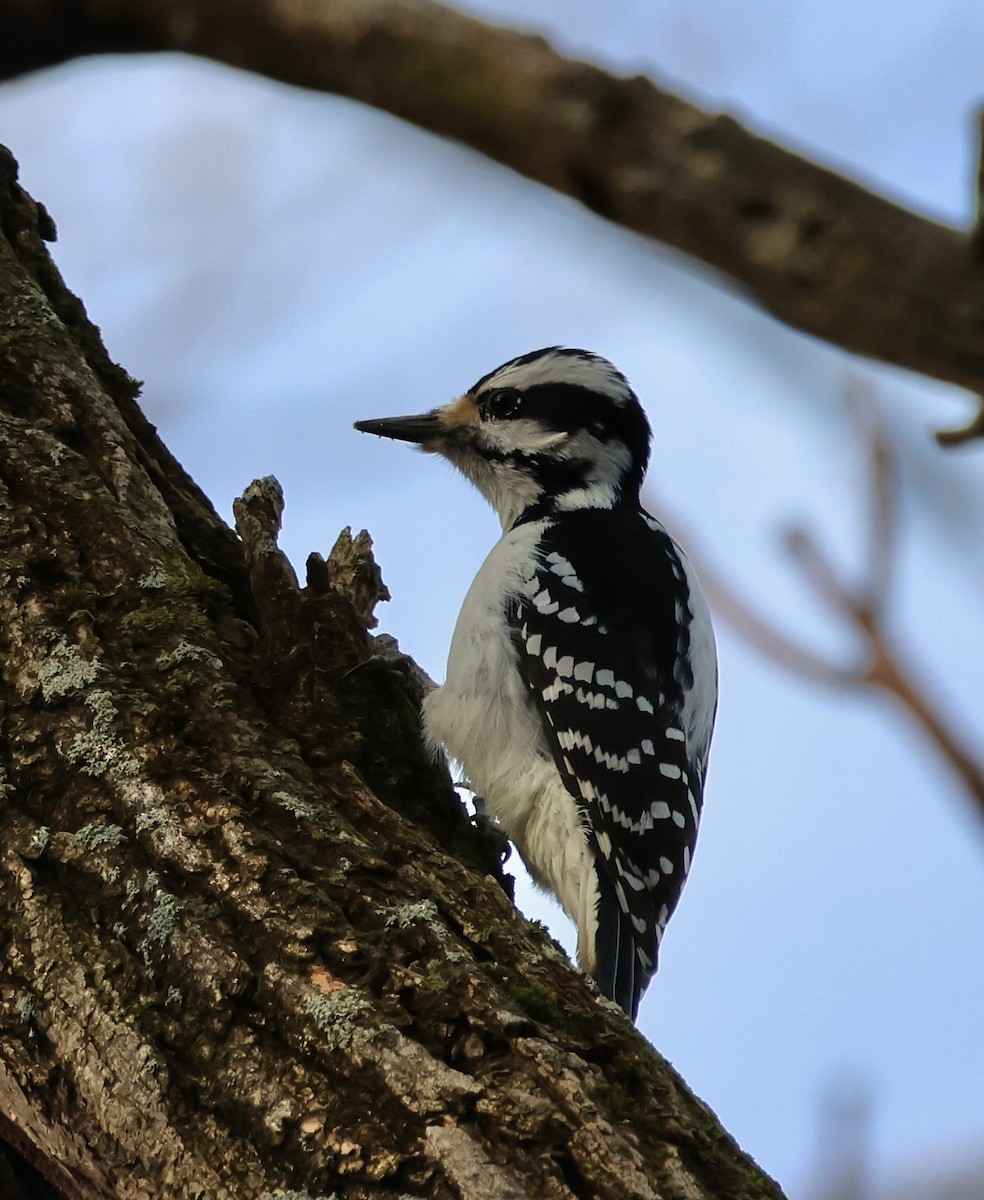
[508,508,715,1018]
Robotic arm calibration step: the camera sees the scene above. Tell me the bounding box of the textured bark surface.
[4,0,984,440]
[0,147,784,1200]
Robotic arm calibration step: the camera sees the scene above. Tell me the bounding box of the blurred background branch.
[3,0,984,441]
[652,379,984,827]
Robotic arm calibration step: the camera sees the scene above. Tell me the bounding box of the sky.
[2,2,984,1196]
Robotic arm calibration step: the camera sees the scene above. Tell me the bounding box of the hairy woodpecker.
[354,347,717,1019]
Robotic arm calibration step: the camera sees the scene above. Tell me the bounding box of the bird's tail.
[593,869,657,1021]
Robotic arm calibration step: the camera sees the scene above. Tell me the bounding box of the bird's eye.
[481,387,523,419]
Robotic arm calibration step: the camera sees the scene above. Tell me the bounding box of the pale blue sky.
[2,3,983,1194]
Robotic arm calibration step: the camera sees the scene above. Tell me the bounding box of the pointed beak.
[353,411,446,445]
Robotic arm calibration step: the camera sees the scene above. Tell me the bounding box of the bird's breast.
[422,520,552,825]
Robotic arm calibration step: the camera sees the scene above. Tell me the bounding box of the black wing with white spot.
[509,507,716,1018]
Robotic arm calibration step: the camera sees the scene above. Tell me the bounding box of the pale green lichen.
[259,1191,339,1200]
[147,892,183,944]
[64,689,139,778]
[38,637,101,700]
[134,803,166,833]
[384,900,440,930]
[381,900,467,962]
[140,883,184,964]
[155,639,221,670]
[27,825,50,856]
[525,920,570,964]
[74,822,127,850]
[137,569,169,589]
[305,990,371,1051]
[15,994,33,1023]
[165,986,182,1006]
[272,790,317,820]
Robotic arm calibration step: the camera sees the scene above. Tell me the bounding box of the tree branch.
[846,377,898,618]
[651,386,984,829]
[4,0,984,440]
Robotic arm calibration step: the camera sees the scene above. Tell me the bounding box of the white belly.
[422,521,597,962]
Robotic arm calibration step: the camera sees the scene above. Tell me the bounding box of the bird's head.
[354,347,652,530]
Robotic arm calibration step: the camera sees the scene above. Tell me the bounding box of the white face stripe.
[437,392,633,529]
[551,432,633,514]
[481,417,569,457]
[479,349,632,407]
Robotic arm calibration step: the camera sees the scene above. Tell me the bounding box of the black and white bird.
[354,347,717,1020]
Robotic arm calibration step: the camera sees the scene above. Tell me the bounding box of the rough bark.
[4,0,984,441]
[0,147,782,1200]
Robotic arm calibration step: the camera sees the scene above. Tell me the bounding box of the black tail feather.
[593,871,655,1021]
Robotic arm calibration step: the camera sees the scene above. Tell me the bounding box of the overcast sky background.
[3,2,984,1196]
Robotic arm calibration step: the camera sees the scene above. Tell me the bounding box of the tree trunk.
[0,147,782,1200]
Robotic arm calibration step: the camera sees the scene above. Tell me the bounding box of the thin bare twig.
[936,402,984,448]
[675,538,863,688]
[846,375,898,617]
[649,383,984,828]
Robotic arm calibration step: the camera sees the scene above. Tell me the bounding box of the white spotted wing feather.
[509,508,717,1016]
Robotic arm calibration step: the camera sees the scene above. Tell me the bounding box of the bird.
[354,347,717,1020]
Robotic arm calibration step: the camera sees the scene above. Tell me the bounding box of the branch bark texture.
[0,147,783,1200]
[6,0,984,437]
